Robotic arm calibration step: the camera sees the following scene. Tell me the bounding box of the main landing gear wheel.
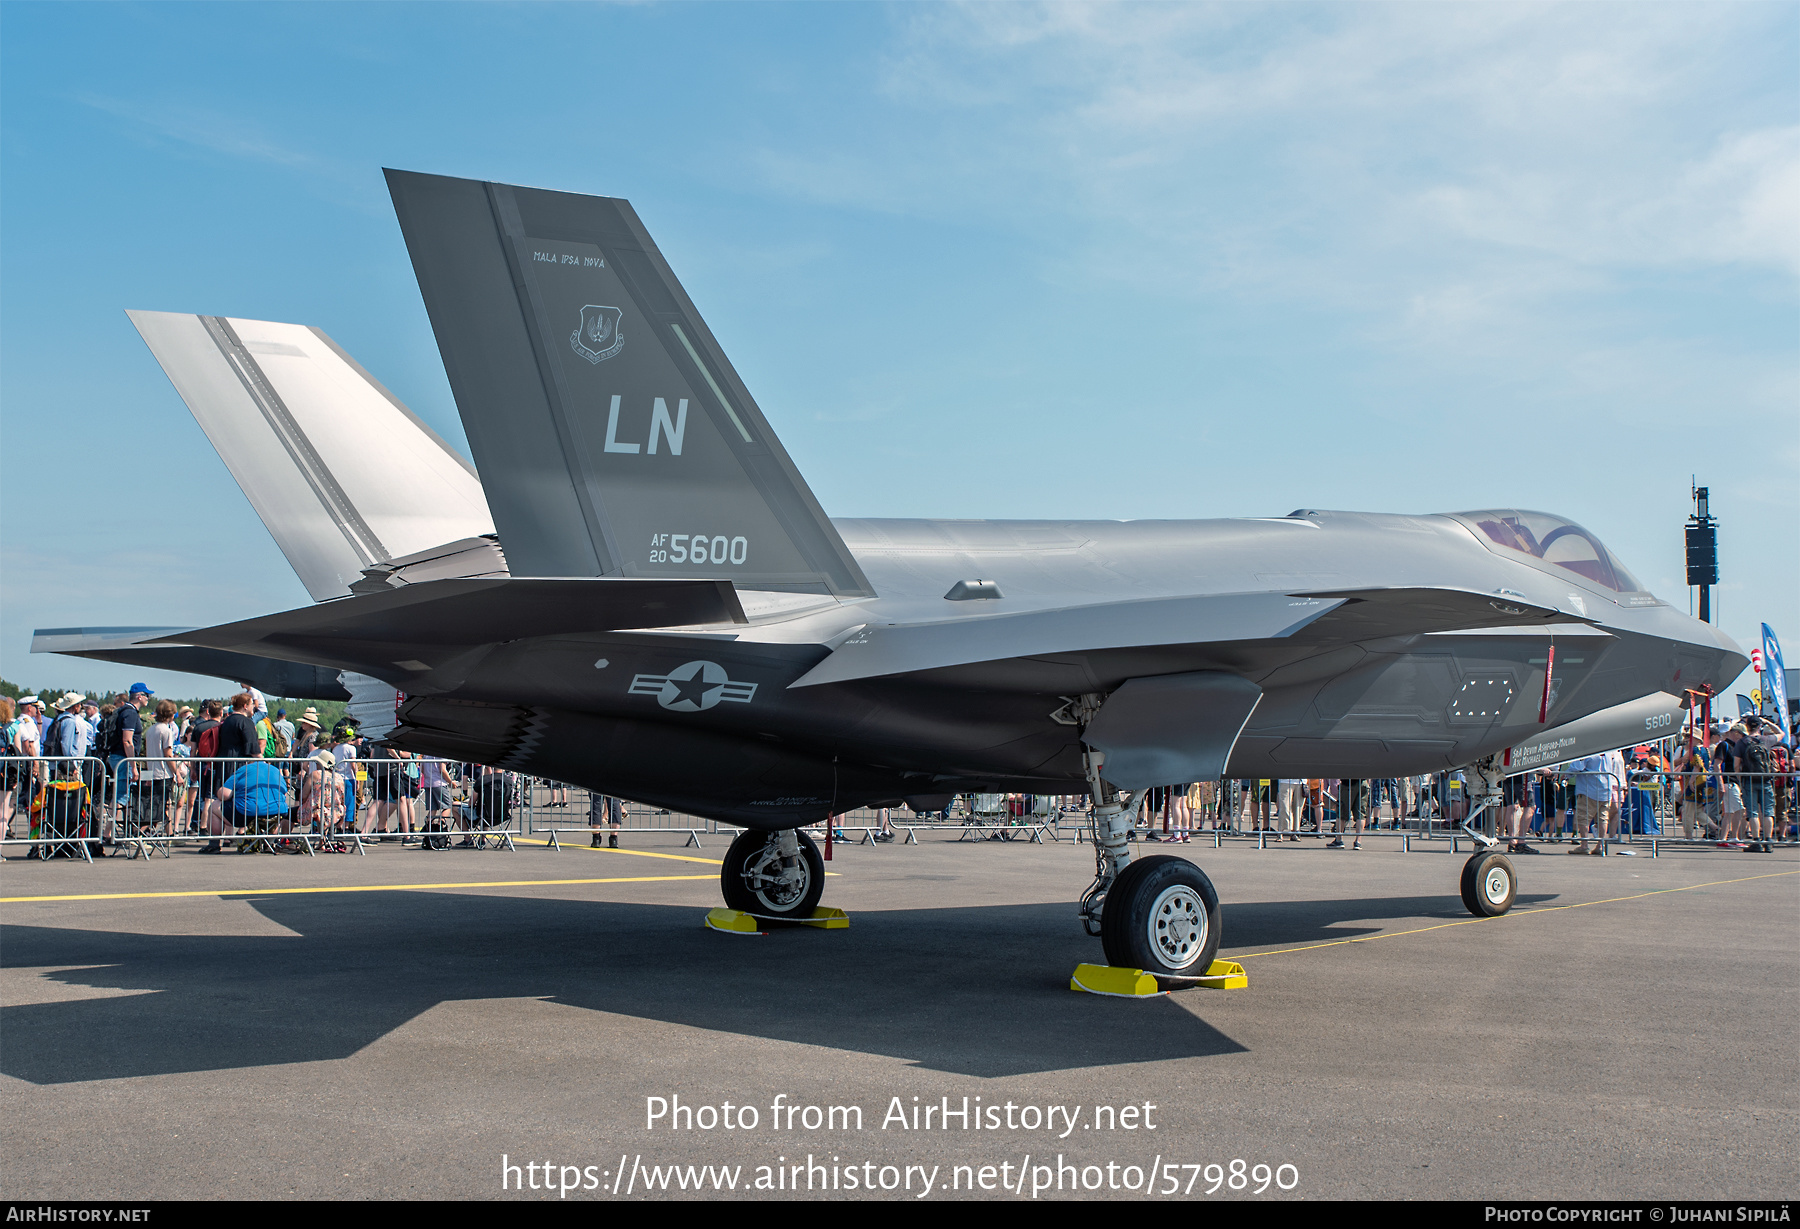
[1460,850,1516,917]
[1100,855,1222,978]
[721,829,825,924]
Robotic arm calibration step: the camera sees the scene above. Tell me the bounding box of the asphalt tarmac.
[2,829,1793,1201]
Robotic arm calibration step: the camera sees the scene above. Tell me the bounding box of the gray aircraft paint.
[42,175,1748,829]
[384,169,873,598]
[126,312,494,602]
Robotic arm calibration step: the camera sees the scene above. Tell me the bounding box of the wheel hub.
[1147,884,1209,970]
[743,840,807,908]
[1483,865,1511,906]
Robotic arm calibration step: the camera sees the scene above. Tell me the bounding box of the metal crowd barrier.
[9,753,1785,870]
[2,753,527,861]
[0,755,112,861]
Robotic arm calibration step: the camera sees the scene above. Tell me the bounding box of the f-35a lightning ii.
[38,171,1746,980]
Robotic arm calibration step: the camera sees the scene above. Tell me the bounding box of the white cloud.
[788,2,1800,299]
[77,93,320,169]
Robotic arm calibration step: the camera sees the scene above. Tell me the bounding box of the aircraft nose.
[1690,624,1749,692]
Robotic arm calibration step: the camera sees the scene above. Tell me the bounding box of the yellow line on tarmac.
[510,837,721,865]
[0,875,718,904]
[1236,869,1799,961]
[509,838,837,875]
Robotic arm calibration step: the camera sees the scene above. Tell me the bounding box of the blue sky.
[2,1,1794,702]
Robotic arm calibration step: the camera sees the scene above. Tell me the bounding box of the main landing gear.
[1457,754,1517,918]
[721,828,824,923]
[1076,745,1224,978]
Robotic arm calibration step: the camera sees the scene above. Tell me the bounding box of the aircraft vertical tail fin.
[384,169,874,597]
[128,311,498,601]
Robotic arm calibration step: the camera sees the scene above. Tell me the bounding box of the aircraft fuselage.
[385,510,1743,828]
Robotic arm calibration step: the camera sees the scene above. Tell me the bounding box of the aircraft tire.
[721,828,825,923]
[1100,855,1221,977]
[1460,850,1516,917]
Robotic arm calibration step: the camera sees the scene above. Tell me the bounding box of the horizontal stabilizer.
[385,169,872,597]
[128,310,496,601]
[31,627,351,700]
[155,577,747,682]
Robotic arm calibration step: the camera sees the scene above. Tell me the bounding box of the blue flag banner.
[1763,624,1789,738]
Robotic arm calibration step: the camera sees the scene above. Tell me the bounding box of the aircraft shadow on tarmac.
[0,888,1545,1085]
[1224,892,1556,950]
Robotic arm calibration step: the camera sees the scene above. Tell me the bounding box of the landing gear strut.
[1075,734,1225,976]
[721,828,824,922]
[1457,754,1517,918]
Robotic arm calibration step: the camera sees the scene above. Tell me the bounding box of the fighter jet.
[37,171,1746,980]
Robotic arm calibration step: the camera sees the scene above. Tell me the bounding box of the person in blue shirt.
[204,760,289,854]
[1568,754,1613,855]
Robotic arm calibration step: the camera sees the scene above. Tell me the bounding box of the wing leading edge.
[789,586,1571,689]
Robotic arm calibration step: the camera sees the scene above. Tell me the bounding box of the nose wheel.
[1460,849,1516,917]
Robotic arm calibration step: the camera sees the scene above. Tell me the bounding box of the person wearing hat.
[1714,723,1751,849]
[105,683,153,813]
[43,693,88,756]
[2,696,40,839]
[292,708,323,761]
[329,720,366,833]
[297,748,342,842]
[1730,721,1778,853]
[43,695,92,794]
[11,696,43,760]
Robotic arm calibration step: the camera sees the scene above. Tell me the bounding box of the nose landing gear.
[1458,754,1518,918]
[1461,848,1517,917]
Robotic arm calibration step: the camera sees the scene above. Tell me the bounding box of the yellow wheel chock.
[800,907,849,929]
[1069,960,1247,997]
[705,908,763,934]
[704,906,850,935]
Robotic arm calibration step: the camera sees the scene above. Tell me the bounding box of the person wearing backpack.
[104,684,151,828]
[1766,731,1792,843]
[42,693,82,758]
[42,694,89,790]
[186,700,223,835]
[1732,722,1776,852]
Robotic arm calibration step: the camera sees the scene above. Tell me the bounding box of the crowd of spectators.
[942,724,1793,853]
[0,680,532,857]
[3,679,1791,859]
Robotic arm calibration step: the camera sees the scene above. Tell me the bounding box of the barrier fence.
[0,754,523,861]
[2,755,1791,867]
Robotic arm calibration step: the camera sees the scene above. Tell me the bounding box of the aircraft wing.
[30,627,352,700]
[789,586,1569,689]
[153,577,747,681]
